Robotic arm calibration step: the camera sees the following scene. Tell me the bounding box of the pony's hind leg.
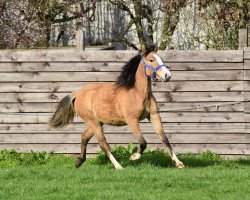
[75,128,94,168]
[126,119,147,161]
[86,120,123,170]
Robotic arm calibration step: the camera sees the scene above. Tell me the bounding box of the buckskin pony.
[49,44,185,170]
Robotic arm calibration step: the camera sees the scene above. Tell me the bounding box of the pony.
[49,44,185,170]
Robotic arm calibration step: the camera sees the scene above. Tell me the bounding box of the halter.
[141,57,167,81]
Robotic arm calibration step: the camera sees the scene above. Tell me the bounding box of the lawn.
[0,146,249,200]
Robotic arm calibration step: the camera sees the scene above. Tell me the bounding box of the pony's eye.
[149,59,154,62]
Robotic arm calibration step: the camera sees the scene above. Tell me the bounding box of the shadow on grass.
[90,146,250,169]
[1,147,249,169]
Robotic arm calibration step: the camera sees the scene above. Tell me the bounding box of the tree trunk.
[159,0,188,50]
[132,0,146,46]
[45,22,51,48]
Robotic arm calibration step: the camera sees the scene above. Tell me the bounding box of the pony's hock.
[49,44,184,170]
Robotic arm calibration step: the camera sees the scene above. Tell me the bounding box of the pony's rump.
[49,94,76,129]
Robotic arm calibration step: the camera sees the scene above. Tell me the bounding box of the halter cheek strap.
[141,57,166,81]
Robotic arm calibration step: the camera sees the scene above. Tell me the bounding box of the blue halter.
[141,57,166,81]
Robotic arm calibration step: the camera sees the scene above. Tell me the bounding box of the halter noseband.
[141,57,166,81]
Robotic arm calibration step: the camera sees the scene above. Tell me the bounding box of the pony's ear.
[154,45,158,52]
[141,44,146,54]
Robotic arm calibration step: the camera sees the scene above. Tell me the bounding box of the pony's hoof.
[129,153,141,161]
[176,162,185,169]
[75,157,85,168]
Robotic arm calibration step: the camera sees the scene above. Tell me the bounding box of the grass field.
[0,146,249,200]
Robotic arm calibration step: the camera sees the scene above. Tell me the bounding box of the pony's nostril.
[165,74,171,81]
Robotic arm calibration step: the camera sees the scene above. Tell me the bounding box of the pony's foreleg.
[149,113,185,169]
[148,96,184,168]
[75,128,94,168]
[126,119,147,161]
[86,121,123,170]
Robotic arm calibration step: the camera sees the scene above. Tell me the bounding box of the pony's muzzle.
[164,74,171,82]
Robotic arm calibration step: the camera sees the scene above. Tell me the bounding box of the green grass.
[0,146,249,200]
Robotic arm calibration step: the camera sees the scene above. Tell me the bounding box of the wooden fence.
[0,48,249,157]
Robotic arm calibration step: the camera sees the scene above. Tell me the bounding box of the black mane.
[115,44,156,89]
[115,54,141,89]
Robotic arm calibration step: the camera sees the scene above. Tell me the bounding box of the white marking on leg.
[172,151,185,169]
[108,152,123,170]
[172,151,179,163]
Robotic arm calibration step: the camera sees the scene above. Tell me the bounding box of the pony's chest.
[138,97,151,121]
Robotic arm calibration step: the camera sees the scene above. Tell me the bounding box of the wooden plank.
[244,123,250,133]
[159,112,245,123]
[0,62,124,72]
[244,102,250,113]
[171,70,244,81]
[243,70,250,80]
[244,55,249,139]
[0,81,244,93]
[0,102,244,113]
[243,92,250,101]
[244,47,250,59]
[243,81,250,91]
[75,29,85,51]
[0,143,247,155]
[0,50,243,62]
[159,91,243,102]
[244,113,250,122]
[0,62,243,72]
[0,133,246,144]
[0,82,88,93]
[160,50,243,63]
[239,29,248,50]
[246,49,250,151]
[167,62,243,71]
[0,70,243,82]
[221,155,249,158]
[246,134,250,144]
[0,112,245,123]
[243,60,250,69]
[0,92,243,103]
[0,72,119,82]
[0,123,245,134]
[158,102,243,112]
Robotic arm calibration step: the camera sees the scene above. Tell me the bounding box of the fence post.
[76,29,85,51]
[239,28,248,49]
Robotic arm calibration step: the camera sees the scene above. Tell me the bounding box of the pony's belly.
[95,111,127,126]
[103,120,127,126]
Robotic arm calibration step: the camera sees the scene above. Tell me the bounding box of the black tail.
[49,94,76,129]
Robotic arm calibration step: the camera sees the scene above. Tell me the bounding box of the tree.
[159,0,188,50]
[0,0,98,49]
[197,0,250,49]
[0,0,249,50]
[106,0,155,49]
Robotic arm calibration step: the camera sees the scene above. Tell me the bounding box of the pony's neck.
[134,61,151,98]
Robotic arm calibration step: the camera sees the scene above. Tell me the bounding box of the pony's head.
[141,44,171,82]
[116,43,171,89]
